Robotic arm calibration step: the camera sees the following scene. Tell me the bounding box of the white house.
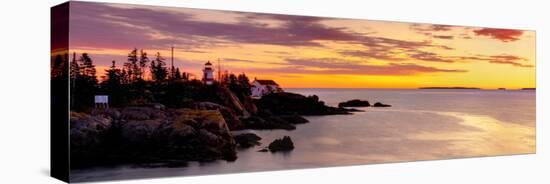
[251,79,282,99]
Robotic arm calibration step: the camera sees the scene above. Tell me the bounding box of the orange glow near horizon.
[65,2,536,89]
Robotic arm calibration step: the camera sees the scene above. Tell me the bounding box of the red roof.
[255,80,278,86]
[205,61,212,65]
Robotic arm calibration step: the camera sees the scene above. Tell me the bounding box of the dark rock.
[70,112,115,168]
[151,103,166,110]
[70,109,238,168]
[91,108,122,120]
[173,109,237,161]
[278,114,309,124]
[189,102,244,130]
[120,106,165,120]
[268,136,294,152]
[218,88,246,115]
[233,133,262,148]
[341,107,364,112]
[241,116,296,130]
[120,119,163,144]
[70,112,113,147]
[158,119,196,137]
[338,99,370,107]
[256,92,353,115]
[242,95,258,115]
[373,102,391,107]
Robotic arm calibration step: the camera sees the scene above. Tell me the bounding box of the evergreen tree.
[51,54,67,79]
[126,48,138,82]
[104,60,122,85]
[237,73,250,87]
[79,53,97,83]
[80,53,96,77]
[71,53,98,111]
[101,60,126,107]
[138,49,149,80]
[150,52,168,82]
[70,52,80,81]
[174,67,182,80]
[121,68,129,84]
[181,72,189,80]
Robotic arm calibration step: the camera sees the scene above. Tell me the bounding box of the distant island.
[419,87,536,91]
[419,87,481,90]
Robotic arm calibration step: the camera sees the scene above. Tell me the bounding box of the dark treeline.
[51,48,252,111]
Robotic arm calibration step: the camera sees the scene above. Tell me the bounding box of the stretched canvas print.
[51,1,536,182]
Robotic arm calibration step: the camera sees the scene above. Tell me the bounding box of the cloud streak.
[473,28,523,42]
[64,1,533,87]
[458,54,533,67]
[279,58,466,75]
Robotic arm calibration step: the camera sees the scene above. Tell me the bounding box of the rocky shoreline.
[70,91,387,169]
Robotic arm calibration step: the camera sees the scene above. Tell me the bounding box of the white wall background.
[0,0,547,183]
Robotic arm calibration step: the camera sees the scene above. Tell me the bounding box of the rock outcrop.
[189,102,244,130]
[267,136,294,152]
[240,116,296,130]
[233,133,262,148]
[70,107,237,168]
[338,99,371,107]
[218,88,247,116]
[373,102,391,107]
[256,92,352,115]
[241,95,258,115]
[240,113,310,130]
[70,112,113,148]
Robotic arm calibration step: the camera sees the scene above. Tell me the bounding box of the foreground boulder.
[233,133,262,148]
[373,102,391,107]
[166,109,237,161]
[338,99,370,107]
[267,136,295,152]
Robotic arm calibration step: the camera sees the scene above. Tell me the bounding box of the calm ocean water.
[71,89,536,182]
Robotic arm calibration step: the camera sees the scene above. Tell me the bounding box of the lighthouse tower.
[202,61,214,85]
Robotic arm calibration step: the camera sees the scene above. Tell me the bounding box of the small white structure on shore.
[94,95,109,108]
[202,61,214,85]
[251,79,282,99]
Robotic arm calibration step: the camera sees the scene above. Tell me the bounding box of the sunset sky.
[62,1,535,89]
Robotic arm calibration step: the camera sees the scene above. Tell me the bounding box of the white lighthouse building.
[202,61,214,85]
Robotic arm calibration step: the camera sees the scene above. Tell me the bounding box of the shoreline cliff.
[69,81,359,169]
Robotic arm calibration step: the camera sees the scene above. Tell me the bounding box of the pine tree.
[121,68,129,84]
[126,48,138,82]
[237,73,250,87]
[79,53,97,83]
[71,53,98,111]
[150,52,168,81]
[101,60,126,107]
[174,67,182,80]
[181,72,189,80]
[70,52,80,80]
[138,49,149,80]
[105,60,122,85]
